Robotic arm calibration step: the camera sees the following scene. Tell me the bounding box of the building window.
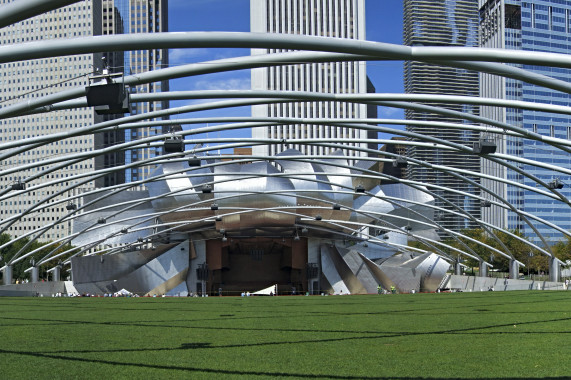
[505,4,521,29]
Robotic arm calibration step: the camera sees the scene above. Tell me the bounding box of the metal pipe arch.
[1,34,571,268]
[4,32,571,69]
[7,161,483,267]
[0,131,564,258]
[0,137,560,264]
[0,0,80,29]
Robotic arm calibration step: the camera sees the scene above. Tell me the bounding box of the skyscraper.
[479,0,571,243]
[0,0,168,241]
[96,0,127,188]
[403,0,482,232]
[0,0,102,241]
[250,0,372,159]
[99,0,169,186]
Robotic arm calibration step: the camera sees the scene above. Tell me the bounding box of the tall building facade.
[250,0,373,159]
[0,0,102,241]
[479,0,571,243]
[97,0,127,188]
[99,0,169,186]
[0,0,168,241]
[403,0,482,232]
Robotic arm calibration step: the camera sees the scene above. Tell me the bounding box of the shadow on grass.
[3,294,571,379]
[0,348,568,380]
[4,311,571,337]
[6,314,571,357]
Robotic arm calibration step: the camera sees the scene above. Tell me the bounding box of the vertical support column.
[307,238,321,294]
[549,257,560,283]
[509,260,519,279]
[197,263,209,297]
[52,266,61,282]
[306,263,318,295]
[478,261,488,278]
[187,238,204,295]
[3,265,12,285]
[31,266,39,283]
[454,261,462,275]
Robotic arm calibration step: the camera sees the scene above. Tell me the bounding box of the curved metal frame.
[0,9,568,280]
[0,132,563,260]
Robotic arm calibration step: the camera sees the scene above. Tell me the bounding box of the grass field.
[1,291,571,379]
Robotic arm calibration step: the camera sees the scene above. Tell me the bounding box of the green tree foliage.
[0,234,77,283]
[552,235,571,264]
[408,228,571,275]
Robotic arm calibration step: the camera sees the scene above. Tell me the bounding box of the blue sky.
[167,0,405,140]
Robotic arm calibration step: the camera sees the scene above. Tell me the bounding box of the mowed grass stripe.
[1,291,571,379]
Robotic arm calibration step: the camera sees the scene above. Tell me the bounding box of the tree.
[406,227,561,275]
[0,234,77,283]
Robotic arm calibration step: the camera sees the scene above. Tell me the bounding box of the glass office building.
[250,0,372,159]
[403,0,482,232]
[0,0,168,240]
[480,0,571,243]
[100,0,169,187]
[0,0,102,240]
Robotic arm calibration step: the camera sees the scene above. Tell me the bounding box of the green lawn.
[1,291,570,379]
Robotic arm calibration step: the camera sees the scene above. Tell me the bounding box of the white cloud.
[169,48,208,65]
[379,106,402,118]
[193,77,251,91]
[212,50,251,60]
[173,99,212,107]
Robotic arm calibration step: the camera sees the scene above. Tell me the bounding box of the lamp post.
[30,258,39,283]
[527,252,534,278]
[197,263,209,297]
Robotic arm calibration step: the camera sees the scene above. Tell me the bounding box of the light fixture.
[202,184,212,193]
[473,139,497,155]
[332,204,341,210]
[85,80,130,115]
[481,200,492,207]
[548,178,564,190]
[164,138,184,153]
[355,184,365,193]
[211,203,219,211]
[188,155,201,167]
[97,217,106,224]
[315,215,322,221]
[215,216,222,222]
[66,203,77,211]
[222,235,227,242]
[168,124,183,133]
[293,233,300,241]
[392,156,408,168]
[120,228,128,234]
[301,227,308,234]
[11,180,25,191]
